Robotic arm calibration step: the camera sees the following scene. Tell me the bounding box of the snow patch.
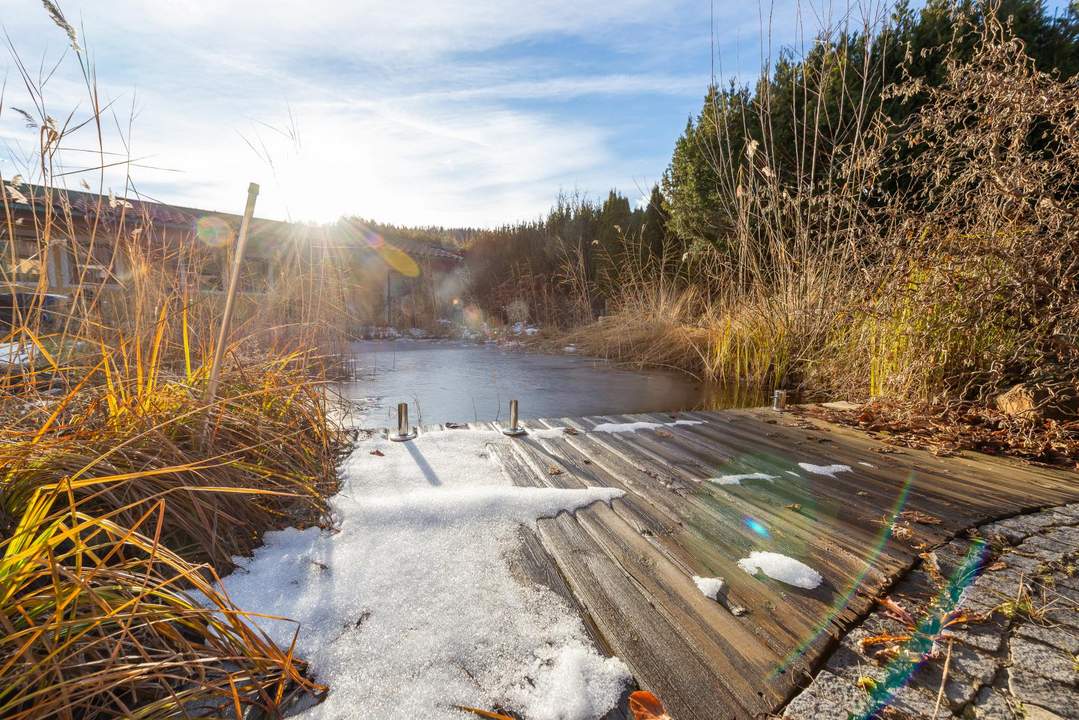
[358,485,622,525]
[692,575,726,599]
[707,472,777,486]
[512,642,628,720]
[858,461,876,468]
[592,419,703,433]
[797,462,853,478]
[216,427,630,719]
[737,551,823,589]
[785,471,801,477]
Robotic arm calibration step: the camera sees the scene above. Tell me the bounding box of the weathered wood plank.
[481,409,1079,719]
[369,410,1079,718]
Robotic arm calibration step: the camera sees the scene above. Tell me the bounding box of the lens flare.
[744,516,771,539]
[352,226,419,277]
[769,473,915,679]
[361,228,385,249]
[463,304,484,328]
[380,245,420,278]
[855,538,989,719]
[195,216,233,248]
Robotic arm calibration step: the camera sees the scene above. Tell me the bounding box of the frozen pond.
[336,339,764,427]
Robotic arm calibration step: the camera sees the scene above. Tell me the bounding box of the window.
[0,235,44,283]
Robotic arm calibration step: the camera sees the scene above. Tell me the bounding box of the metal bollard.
[502,399,527,436]
[390,402,416,441]
[772,390,788,411]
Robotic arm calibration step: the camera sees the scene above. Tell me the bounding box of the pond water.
[336,340,765,428]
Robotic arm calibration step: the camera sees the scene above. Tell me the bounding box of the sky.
[1,1,914,227]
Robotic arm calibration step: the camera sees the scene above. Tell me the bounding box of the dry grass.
[557,9,1079,430]
[1,12,346,717]
[0,287,343,718]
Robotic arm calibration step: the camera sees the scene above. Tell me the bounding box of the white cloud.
[0,0,850,225]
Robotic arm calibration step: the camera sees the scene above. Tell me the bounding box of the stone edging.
[783,504,1079,720]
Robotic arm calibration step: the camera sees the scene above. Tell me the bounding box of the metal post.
[390,401,416,441]
[203,183,259,409]
[503,399,526,436]
[772,389,787,411]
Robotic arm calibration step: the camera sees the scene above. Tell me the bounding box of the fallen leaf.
[563,427,579,435]
[546,465,563,475]
[453,706,515,720]
[369,449,384,457]
[900,510,942,525]
[629,691,671,720]
[878,597,916,628]
[655,429,673,438]
[859,632,913,650]
[785,503,802,512]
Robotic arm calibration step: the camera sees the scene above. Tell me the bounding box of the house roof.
[3,183,462,262]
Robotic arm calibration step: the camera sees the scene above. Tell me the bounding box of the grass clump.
[0,486,326,720]
[1,305,343,719]
[1,10,345,717]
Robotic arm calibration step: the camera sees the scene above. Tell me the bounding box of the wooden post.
[385,269,392,326]
[203,182,259,409]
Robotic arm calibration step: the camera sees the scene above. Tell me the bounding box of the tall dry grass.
[565,7,1079,415]
[1,10,345,718]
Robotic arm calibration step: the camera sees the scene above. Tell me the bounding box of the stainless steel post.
[502,399,526,436]
[390,401,416,441]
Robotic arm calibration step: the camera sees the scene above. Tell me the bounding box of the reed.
[551,7,1079,416]
[1,10,344,717]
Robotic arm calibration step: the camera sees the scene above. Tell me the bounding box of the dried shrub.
[861,16,1079,407]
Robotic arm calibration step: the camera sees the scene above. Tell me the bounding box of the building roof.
[3,183,462,262]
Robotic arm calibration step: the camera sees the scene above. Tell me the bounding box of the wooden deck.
[393,408,1079,720]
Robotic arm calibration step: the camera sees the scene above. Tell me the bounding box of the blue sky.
[0,1,945,226]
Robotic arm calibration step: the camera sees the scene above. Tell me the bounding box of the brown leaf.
[901,510,943,525]
[785,503,802,512]
[859,632,913,650]
[369,449,384,456]
[878,597,916,628]
[629,691,671,720]
[453,706,515,720]
[546,465,563,475]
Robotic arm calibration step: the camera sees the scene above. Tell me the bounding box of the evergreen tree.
[661,0,1079,257]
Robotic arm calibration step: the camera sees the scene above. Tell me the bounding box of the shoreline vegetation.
[460,2,1079,466]
[1,7,345,717]
[2,1,1078,719]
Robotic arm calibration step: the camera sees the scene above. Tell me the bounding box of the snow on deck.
[217,428,629,720]
[211,407,1079,720]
